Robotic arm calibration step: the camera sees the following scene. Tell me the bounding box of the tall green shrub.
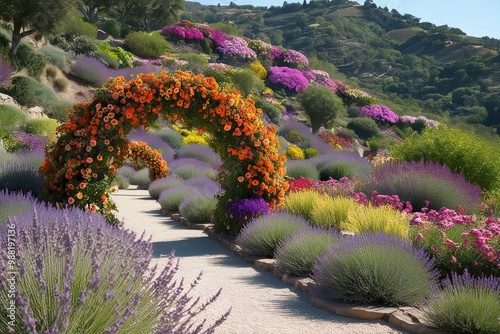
[13,44,46,79]
[8,75,57,108]
[125,32,172,58]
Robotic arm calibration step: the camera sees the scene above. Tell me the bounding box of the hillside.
[182,0,500,134]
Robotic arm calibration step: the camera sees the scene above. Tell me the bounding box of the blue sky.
[193,0,500,39]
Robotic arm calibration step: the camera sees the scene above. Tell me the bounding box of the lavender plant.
[274,228,340,276]
[422,271,500,334]
[179,192,217,223]
[365,161,483,213]
[226,196,270,228]
[0,204,229,333]
[0,190,40,226]
[0,56,12,86]
[286,160,320,180]
[235,212,309,257]
[148,175,184,199]
[176,144,221,168]
[158,185,201,213]
[128,129,175,162]
[129,168,152,188]
[0,161,44,198]
[312,233,438,306]
[157,127,183,149]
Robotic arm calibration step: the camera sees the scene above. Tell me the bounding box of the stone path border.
[169,213,441,334]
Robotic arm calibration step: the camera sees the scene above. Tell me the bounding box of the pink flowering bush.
[267,66,309,92]
[361,105,399,124]
[399,115,440,127]
[162,24,205,41]
[213,34,256,61]
[270,46,309,68]
[301,69,338,92]
[410,205,500,277]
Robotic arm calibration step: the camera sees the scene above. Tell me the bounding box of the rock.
[26,106,48,119]
[97,29,110,40]
[0,93,21,109]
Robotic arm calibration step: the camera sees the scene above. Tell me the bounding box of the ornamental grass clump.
[341,204,410,238]
[283,189,323,221]
[423,271,500,334]
[179,192,217,223]
[158,184,201,213]
[312,233,438,306]
[0,204,229,333]
[148,175,184,199]
[236,212,309,257]
[365,160,483,213]
[310,196,359,229]
[274,228,340,276]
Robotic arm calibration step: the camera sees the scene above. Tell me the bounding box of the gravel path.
[112,187,409,334]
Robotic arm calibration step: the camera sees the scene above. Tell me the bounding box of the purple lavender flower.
[128,128,175,162]
[176,144,221,168]
[0,202,229,333]
[366,160,483,212]
[360,105,399,124]
[267,66,310,92]
[227,196,270,221]
[12,131,47,151]
[214,34,257,61]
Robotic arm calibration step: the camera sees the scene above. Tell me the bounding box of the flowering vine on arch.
[128,141,169,181]
[41,71,288,233]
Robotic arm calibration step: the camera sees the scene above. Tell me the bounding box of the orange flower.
[79,182,86,189]
[90,139,97,147]
[68,197,75,205]
[86,157,93,164]
[76,192,83,200]
[224,124,232,131]
[238,176,244,182]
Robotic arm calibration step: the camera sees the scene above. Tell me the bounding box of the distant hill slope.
[182,1,500,133]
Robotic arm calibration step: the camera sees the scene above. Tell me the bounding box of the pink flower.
[450,256,457,263]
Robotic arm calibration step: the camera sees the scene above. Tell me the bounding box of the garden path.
[112,186,409,334]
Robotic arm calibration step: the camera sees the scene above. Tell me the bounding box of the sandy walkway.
[112,187,408,334]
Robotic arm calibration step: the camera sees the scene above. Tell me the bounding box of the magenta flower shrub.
[411,206,500,277]
[161,22,205,41]
[302,69,338,91]
[360,105,399,124]
[267,66,309,92]
[0,56,12,86]
[270,46,309,68]
[399,115,440,127]
[365,160,483,213]
[0,203,229,333]
[214,34,257,61]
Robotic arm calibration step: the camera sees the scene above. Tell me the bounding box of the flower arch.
[41,71,288,233]
[128,141,169,181]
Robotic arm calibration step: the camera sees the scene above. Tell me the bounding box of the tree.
[77,0,121,23]
[122,0,184,32]
[0,0,75,55]
[297,83,345,133]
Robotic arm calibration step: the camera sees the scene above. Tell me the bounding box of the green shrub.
[8,75,57,108]
[235,212,309,257]
[116,165,136,180]
[310,196,358,229]
[253,96,282,124]
[230,69,265,97]
[0,105,26,131]
[312,233,437,306]
[284,189,323,221]
[391,126,500,192]
[286,145,305,160]
[70,36,98,56]
[286,160,320,180]
[319,160,371,181]
[346,117,380,139]
[13,44,46,79]
[39,45,68,70]
[341,204,410,238]
[125,31,172,58]
[102,19,121,38]
[423,272,500,334]
[179,52,208,74]
[113,175,130,189]
[179,193,217,223]
[304,147,319,159]
[23,118,59,141]
[97,43,134,68]
[275,228,340,276]
[60,17,97,38]
[96,51,119,69]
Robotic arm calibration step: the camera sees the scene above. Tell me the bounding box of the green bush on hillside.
[346,117,380,139]
[13,44,46,79]
[125,32,172,59]
[8,75,57,108]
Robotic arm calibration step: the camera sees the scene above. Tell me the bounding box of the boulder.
[0,93,21,109]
